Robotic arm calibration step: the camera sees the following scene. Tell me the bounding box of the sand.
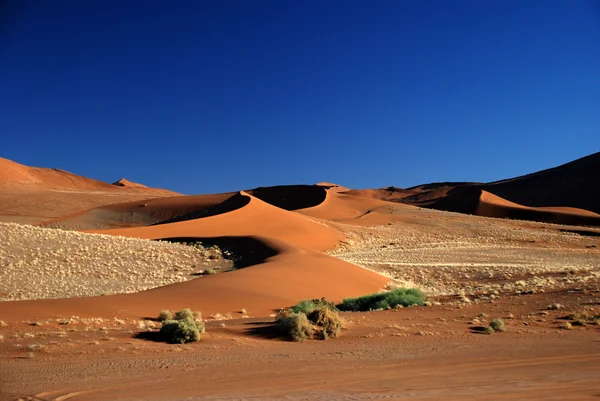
[1,156,599,400]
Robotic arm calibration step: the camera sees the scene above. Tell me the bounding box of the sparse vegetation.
[158,309,173,322]
[338,288,426,311]
[0,222,221,301]
[307,307,344,339]
[489,318,506,332]
[291,297,337,314]
[276,310,314,342]
[276,299,345,342]
[173,308,201,322]
[484,326,495,335]
[560,322,573,330]
[159,308,205,344]
[565,309,600,327]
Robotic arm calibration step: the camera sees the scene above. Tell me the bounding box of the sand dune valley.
[0,154,599,401]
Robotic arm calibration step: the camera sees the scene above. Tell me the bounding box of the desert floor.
[0,183,599,401]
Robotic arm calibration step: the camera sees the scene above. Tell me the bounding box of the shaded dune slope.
[480,152,600,214]
[90,191,342,251]
[355,152,600,226]
[44,185,329,230]
[4,191,388,320]
[416,186,600,226]
[248,185,327,210]
[476,190,600,226]
[45,184,331,230]
[344,186,418,202]
[154,192,250,224]
[297,190,415,225]
[41,193,235,230]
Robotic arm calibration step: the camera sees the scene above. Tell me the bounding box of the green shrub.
[158,308,205,343]
[489,318,505,332]
[158,309,173,322]
[291,297,337,315]
[160,319,201,344]
[173,308,196,322]
[276,310,314,342]
[484,326,495,335]
[339,288,426,311]
[307,307,344,339]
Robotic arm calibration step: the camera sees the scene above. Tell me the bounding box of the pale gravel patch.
[0,222,228,301]
[327,214,600,297]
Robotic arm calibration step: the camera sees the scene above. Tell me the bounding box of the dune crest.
[476,190,600,225]
[0,157,178,195]
[4,191,388,320]
[112,178,148,188]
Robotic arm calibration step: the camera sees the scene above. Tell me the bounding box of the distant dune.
[346,152,600,226]
[0,157,180,224]
[112,178,149,188]
[344,186,418,202]
[0,157,178,195]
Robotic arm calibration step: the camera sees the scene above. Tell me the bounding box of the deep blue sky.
[2,1,599,194]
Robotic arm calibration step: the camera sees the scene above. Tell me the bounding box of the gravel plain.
[328,212,600,298]
[0,222,230,301]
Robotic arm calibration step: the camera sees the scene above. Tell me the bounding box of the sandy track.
[0,222,230,301]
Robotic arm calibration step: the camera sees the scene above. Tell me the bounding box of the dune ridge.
[3,190,388,321]
[112,178,148,188]
[476,190,600,226]
[0,157,177,195]
[345,152,600,226]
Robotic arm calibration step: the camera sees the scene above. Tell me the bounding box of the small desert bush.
[276,304,345,342]
[484,326,495,335]
[339,288,426,311]
[489,318,505,332]
[158,308,205,343]
[567,309,600,326]
[307,307,344,339]
[158,309,173,322]
[276,310,314,342]
[173,308,199,322]
[291,297,337,315]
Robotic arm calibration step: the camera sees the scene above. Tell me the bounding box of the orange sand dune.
[4,192,388,321]
[476,190,600,226]
[316,182,351,192]
[42,192,236,229]
[46,184,335,230]
[297,189,415,225]
[2,237,386,321]
[112,178,148,188]
[0,157,178,196]
[91,191,342,251]
[0,157,181,224]
[402,152,600,222]
[344,186,418,202]
[248,185,328,211]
